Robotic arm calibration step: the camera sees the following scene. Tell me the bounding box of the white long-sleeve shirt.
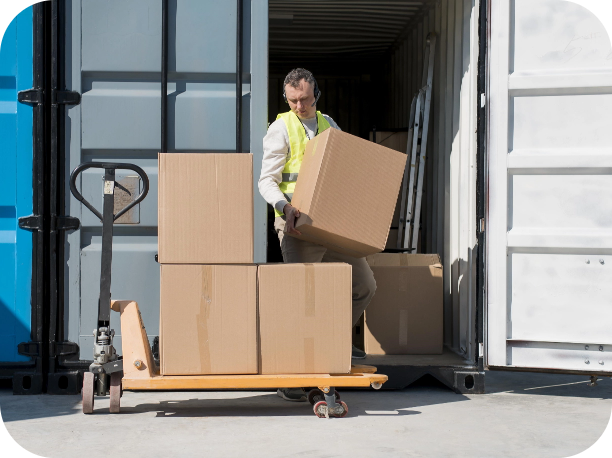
[258,113,340,214]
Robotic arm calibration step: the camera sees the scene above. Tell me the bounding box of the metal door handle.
[69,162,149,222]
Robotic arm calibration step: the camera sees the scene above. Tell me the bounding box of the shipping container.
[2,0,611,394]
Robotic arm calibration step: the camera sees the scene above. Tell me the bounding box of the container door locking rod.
[69,162,149,397]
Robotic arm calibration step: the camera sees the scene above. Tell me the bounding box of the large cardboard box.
[160,264,258,375]
[290,129,407,258]
[369,130,409,153]
[158,153,253,264]
[258,263,352,374]
[364,253,443,355]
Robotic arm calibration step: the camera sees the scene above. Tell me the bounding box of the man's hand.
[284,203,302,235]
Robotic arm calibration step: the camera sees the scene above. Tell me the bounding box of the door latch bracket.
[53,90,81,106]
[17,88,44,104]
[18,215,43,231]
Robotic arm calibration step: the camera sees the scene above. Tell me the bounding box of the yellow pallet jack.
[70,162,387,418]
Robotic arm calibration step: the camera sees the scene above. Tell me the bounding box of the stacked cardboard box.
[258,263,351,374]
[158,153,254,264]
[364,253,443,355]
[159,264,258,375]
[158,153,258,375]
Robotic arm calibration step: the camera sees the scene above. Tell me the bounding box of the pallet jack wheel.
[308,389,340,405]
[82,372,95,414]
[313,400,348,418]
[109,372,122,413]
[313,400,328,418]
[336,401,349,418]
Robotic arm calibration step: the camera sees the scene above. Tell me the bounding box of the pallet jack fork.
[111,300,387,418]
[69,162,149,413]
[70,162,387,418]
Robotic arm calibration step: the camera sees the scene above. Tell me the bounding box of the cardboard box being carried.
[364,253,443,355]
[290,129,407,258]
[258,263,352,374]
[160,264,258,375]
[158,153,253,264]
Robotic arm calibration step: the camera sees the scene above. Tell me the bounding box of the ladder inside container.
[396,33,436,252]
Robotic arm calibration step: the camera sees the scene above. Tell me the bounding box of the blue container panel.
[0,7,33,362]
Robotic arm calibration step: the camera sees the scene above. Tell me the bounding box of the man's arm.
[259,119,291,214]
[323,114,341,131]
[259,119,302,235]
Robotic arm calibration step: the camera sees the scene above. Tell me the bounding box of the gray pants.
[274,217,376,327]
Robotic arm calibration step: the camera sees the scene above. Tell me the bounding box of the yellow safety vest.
[275,111,331,216]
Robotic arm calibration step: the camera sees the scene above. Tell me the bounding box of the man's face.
[285,79,316,119]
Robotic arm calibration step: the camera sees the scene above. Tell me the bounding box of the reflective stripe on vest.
[282,172,299,182]
[274,111,331,216]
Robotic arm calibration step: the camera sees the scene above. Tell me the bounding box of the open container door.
[59,0,267,393]
[487,0,612,376]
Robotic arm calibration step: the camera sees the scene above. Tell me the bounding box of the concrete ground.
[1,371,611,458]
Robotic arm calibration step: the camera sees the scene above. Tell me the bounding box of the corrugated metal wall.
[0,6,33,363]
[381,0,479,358]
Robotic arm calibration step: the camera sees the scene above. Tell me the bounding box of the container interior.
[267,0,480,364]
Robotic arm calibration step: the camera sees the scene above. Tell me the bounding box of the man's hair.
[283,68,316,90]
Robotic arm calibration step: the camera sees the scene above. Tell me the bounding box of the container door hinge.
[17,88,44,104]
[50,341,80,357]
[17,341,43,357]
[18,215,43,231]
[53,89,81,106]
[478,218,485,233]
[51,215,80,232]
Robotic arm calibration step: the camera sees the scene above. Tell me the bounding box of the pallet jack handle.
[70,162,149,222]
[69,162,149,327]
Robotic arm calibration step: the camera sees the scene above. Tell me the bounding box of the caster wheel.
[313,400,348,418]
[335,401,349,418]
[82,372,95,414]
[109,372,122,413]
[308,389,340,405]
[313,400,328,418]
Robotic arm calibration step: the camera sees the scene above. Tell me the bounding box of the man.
[259,68,377,402]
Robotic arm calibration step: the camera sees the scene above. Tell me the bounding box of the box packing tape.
[430,263,443,277]
[197,265,212,374]
[304,264,316,372]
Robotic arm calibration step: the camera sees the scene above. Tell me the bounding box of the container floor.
[363,347,471,367]
[2,371,611,457]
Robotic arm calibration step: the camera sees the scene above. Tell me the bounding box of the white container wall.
[487,0,612,373]
[380,0,480,359]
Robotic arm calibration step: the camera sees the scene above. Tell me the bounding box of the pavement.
[1,371,611,458]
